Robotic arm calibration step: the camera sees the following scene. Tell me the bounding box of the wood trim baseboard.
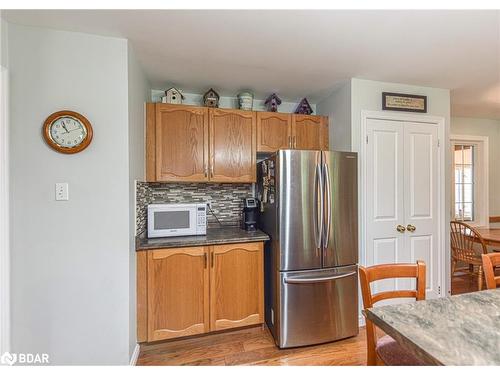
[490,216,500,223]
[129,344,140,366]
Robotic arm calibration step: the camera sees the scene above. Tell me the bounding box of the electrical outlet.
[55,183,69,201]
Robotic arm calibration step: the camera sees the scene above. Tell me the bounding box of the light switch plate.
[55,183,69,201]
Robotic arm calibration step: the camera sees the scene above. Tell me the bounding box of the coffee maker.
[242,198,259,231]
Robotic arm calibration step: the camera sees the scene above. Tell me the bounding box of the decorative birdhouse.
[294,98,313,115]
[264,93,282,112]
[203,88,220,108]
[164,87,185,104]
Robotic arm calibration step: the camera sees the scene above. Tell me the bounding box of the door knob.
[396,225,406,233]
[407,224,416,232]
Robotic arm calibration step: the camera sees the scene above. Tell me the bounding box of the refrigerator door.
[278,150,323,271]
[322,151,358,268]
[277,265,359,348]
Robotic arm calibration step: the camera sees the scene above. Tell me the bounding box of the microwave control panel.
[196,204,207,234]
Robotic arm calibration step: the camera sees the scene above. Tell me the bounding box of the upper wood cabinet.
[256,112,292,152]
[292,115,323,150]
[146,247,209,342]
[209,242,264,332]
[146,104,329,181]
[209,108,256,183]
[148,103,209,182]
[321,116,329,151]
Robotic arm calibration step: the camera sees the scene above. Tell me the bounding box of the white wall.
[451,117,500,216]
[151,89,317,113]
[127,44,150,361]
[316,80,351,151]
[8,23,134,365]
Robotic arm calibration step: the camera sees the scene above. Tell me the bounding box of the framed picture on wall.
[382,92,427,113]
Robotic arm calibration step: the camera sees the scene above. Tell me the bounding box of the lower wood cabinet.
[137,242,264,343]
[146,247,209,342]
[210,242,264,331]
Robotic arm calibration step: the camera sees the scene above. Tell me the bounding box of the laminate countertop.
[364,289,500,365]
[136,226,269,251]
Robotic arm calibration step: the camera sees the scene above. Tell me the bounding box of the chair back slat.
[371,290,417,304]
[450,221,488,263]
[482,253,500,289]
[359,261,426,365]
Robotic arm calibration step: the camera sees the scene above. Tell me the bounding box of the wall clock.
[42,110,93,154]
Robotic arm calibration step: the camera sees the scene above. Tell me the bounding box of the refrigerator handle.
[284,271,357,284]
[322,162,332,249]
[314,163,324,251]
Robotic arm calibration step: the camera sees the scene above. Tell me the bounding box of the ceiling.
[3,10,500,118]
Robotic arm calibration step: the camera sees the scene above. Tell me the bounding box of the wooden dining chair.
[359,261,426,366]
[450,221,489,290]
[481,253,500,289]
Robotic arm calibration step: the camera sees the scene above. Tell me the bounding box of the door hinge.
[366,135,368,144]
[437,139,440,147]
[438,285,441,294]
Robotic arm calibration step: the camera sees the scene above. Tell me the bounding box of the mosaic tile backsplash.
[136,182,254,235]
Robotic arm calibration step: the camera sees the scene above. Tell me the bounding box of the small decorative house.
[294,98,313,115]
[203,88,220,108]
[264,93,282,112]
[164,87,185,104]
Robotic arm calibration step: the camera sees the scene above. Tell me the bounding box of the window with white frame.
[450,136,489,227]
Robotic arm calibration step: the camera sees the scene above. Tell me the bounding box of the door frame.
[360,110,447,298]
[0,65,10,354]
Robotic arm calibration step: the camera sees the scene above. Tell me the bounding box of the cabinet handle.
[204,252,208,268]
[211,252,214,268]
[210,164,214,178]
[204,164,208,178]
[293,136,297,148]
[288,135,291,148]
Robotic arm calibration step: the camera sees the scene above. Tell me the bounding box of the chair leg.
[477,266,483,291]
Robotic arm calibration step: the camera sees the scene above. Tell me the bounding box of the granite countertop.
[364,289,500,365]
[136,226,269,251]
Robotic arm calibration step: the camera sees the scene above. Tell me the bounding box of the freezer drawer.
[277,265,358,348]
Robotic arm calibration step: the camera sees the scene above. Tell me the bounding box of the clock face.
[43,110,93,154]
[49,116,87,148]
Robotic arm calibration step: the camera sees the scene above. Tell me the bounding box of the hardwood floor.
[137,326,367,366]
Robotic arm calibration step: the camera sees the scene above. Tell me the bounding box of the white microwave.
[148,203,207,238]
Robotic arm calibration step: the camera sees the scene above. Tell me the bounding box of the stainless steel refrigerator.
[257,150,358,348]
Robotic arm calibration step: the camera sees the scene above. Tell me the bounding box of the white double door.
[365,118,441,299]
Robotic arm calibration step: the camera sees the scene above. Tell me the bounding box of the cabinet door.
[256,112,292,152]
[147,247,209,341]
[321,116,329,151]
[292,115,322,150]
[210,242,264,331]
[209,108,256,183]
[155,104,209,182]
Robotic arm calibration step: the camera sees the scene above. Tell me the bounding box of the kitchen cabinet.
[321,116,329,150]
[209,108,256,183]
[146,247,209,342]
[210,242,264,331]
[292,114,323,150]
[137,241,264,342]
[256,112,292,152]
[148,103,209,182]
[147,104,255,183]
[256,112,329,153]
